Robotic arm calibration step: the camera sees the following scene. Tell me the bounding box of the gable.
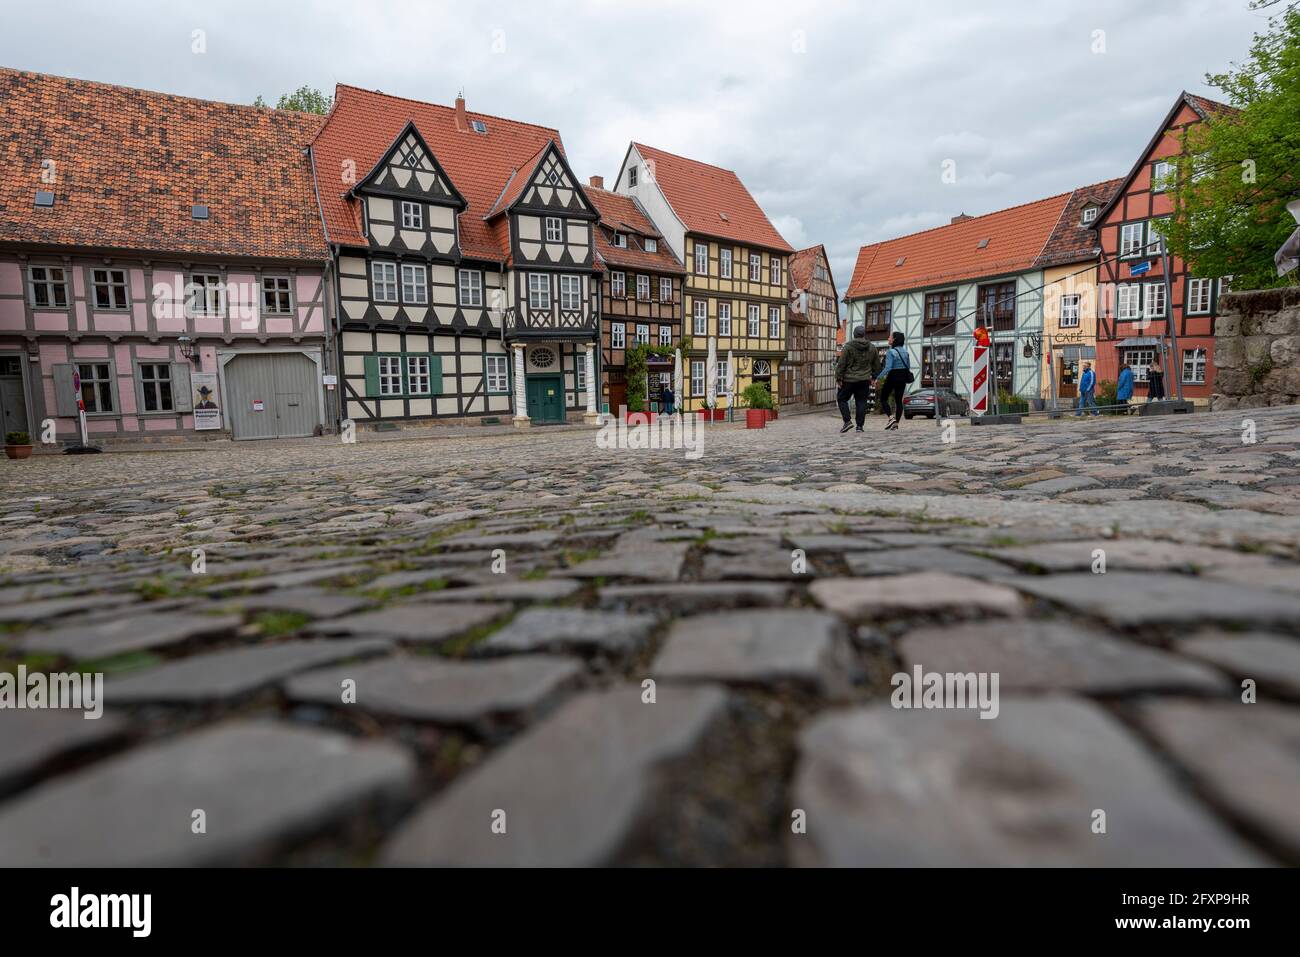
[358,122,466,209]
[512,145,597,218]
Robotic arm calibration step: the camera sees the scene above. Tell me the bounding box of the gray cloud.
[1,0,1268,309]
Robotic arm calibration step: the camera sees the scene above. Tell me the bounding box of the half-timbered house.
[0,68,333,443]
[584,177,684,414]
[1094,92,1236,406]
[612,144,792,413]
[785,245,839,409]
[310,87,601,428]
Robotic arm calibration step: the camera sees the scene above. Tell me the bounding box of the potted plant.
[742,382,776,420]
[5,431,33,460]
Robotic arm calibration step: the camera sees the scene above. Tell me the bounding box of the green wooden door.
[526,376,564,423]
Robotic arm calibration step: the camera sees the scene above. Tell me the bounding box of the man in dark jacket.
[835,326,880,433]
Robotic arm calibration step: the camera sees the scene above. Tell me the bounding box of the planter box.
[745,409,767,429]
[712,409,726,421]
[767,408,778,421]
[623,411,654,425]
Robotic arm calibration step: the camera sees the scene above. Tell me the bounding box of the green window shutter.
[171,362,194,412]
[363,355,380,397]
[429,354,443,395]
[52,364,79,417]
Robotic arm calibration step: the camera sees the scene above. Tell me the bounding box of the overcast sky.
[1,1,1273,306]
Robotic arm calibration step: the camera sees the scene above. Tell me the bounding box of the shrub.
[741,381,773,410]
[5,431,30,446]
[1096,379,1119,412]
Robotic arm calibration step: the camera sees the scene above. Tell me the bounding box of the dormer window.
[611,231,627,248]
[401,201,423,229]
[644,237,657,253]
[1081,205,1098,224]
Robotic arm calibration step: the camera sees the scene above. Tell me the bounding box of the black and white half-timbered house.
[311,86,601,427]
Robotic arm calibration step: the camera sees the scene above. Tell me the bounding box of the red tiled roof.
[631,143,792,253]
[0,67,328,261]
[586,186,683,274]
[1033,179,1124,269]
[845,192,1074,300]
[789,243,837,294]
[1186,93,1237,120]
[483,139,553,220]
[311,85,563,261]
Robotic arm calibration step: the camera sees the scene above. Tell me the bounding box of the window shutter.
[429,354,443,395]
[363,355,380,397]
[52,364,79,417]
[171,363,193,412]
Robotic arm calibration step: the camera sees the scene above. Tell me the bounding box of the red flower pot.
[711,409,727,421]
[697,409,712,419]
[4,445,33,460]
[623,411,654,425]
[745,409,767,429]
[766,408,778,421]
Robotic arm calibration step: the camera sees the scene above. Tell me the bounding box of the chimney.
[951,213,973,224]
[589,175,604,189]
[454,94,467,132]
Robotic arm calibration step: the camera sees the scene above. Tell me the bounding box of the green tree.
[1164,1,1300,290]
[253,86,332,115]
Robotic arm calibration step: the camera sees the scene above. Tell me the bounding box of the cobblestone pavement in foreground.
[1,406,1299,866]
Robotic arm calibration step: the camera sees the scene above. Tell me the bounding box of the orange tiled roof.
[312,85,564,261]
[789,244,836,292]
[631,143,792,253]
[586,186,683,274]
[1033,179,1124,269]
[0,67,328,261]
[845,191,1074,300]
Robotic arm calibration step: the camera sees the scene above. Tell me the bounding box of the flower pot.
[4,444,33,460]
[745,409,767,429]
[766,408,778,421]
[711,409,727,421]
[623,410,654,426]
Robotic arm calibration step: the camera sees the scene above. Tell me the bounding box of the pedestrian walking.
[1116,361,1134,414]
[875,331,913,430]
[1147,357,1166,402]
[1075,360,1100,416]
[835,326,880,433]
[662,382,676,416]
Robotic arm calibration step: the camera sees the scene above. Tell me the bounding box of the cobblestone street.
[2,406,1299,866]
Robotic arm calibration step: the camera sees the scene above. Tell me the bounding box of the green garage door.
[224,353,319,440]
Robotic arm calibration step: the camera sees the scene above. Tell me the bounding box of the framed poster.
[192,372,222,431]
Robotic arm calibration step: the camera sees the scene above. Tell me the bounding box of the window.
[458,269,483,307]
[645,238,657,253]
[1124,347,1156,382]
[611,232,627,248]
[994,342,1015,393]
[401,201,423,229]
[693,300,707,336]
[1147,218,1168,255]
[1144,282,1166,319]
[138,363,173,412]
[924,290,957,330]
[560,274,582,310]
[690,360,705,396]
[720,249,733,278]
[1060,294,1081,328]
[401,263,428,304]
[749,253,761,281]
[769,306,781,338]
[659,325,672,346]
[716,360,731,395]
[659,277,672,302]
[545,217,563,243]
[1120,223,1145,258]
[1192,152,1212,183]
[611,272,626,298]
[922,345,954,388]
[1187,278,1213,315]
[628,165,638,188]
[472,119,488,134]
[262,276,292,315]
[611,322,625,349]
[694,243,708,274]
[187,273,222,317]
[406,355,430,394]
[29,266,68,308]
[377,355,403,396]
[528,273,551,310]
[865,300,891,331]
[1219,275,1234,295]
[718,302,731,336]
[636,275,650,301]
[372,262,398,303]
[486,354,509,393]
[1183,347,1208,384]
[1081,206,1098,225]
[1117,284,1142,320]
[92,268,129,310]
[77,363,114,413]
[978,281,1016,331]
[636,323,650,345]
[770,258,782,285]
[748,304,760,336]
[1152,160,1174,192]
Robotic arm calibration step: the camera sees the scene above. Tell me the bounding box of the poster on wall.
[192,373,222,431]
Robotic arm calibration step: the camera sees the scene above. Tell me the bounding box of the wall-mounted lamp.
[177,334,200,366]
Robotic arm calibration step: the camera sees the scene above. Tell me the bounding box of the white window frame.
[659,277,672,302]
[458,268,483,307]
[485,354,509,393]
[715,360,731,396]
[544,216,563,243]
[1187,278,1213,315]
[91,268,130,310]
[1151,160,1174,193]
[718,302,731,336]
[720,249,733,279]
[1182,347,1207,384]
[611,321,625,349]
[1120,223,1145,258]
[559,274,582,311]
[694,243,708,275]
[690,359,705,396]
[611,272,626,298]
[611,232,627,249]
[372,262,398,303]
[377,355,403,396]
[187,272,223,317]
[1147,218,1168,255]
[401,263,428,305]
[1060,294,1081,328]
[747,304,760,337]
[29,266,69,308]
[401,201,423,229]
[749,253,761,281]
[262,275,293,315]
[1124,347,1156,382]
[528,273,551,311]
[770,258,782,285]
[693,300,707,336]
[644,238,657,253]
[1117,284,1142,321]
[1081,206,1098,225]
[77,362,115,413]
[635,323,650,345]
[659,325,672,346]
[636,274,650,301]
[405,354,430,394]
[1144,282,1166,319]
[769,306,781,338]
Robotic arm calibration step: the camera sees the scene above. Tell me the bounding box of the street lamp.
[177,334,200,366]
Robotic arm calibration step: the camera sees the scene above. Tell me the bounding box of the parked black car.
[903,387,969,419]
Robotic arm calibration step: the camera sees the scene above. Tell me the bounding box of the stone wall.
[1211,286,1300,409]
